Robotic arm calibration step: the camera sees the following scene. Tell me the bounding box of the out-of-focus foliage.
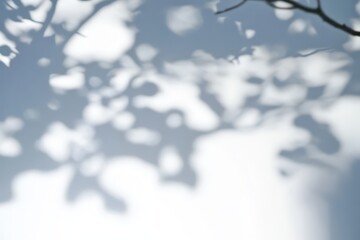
[0,0,359,220]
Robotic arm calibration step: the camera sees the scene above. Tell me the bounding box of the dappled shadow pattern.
[0,0,359,214]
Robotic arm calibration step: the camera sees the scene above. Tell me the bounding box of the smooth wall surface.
[0,0,359,239]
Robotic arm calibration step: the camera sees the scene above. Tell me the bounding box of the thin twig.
[215,0,247,15]
[276,0,360,36]
[295,47,333,57]
[61,0,115,46]
[215,0,360,37]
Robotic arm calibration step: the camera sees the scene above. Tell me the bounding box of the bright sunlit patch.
[52,0,102,31]
[112,112,135,130]
[83,102,114,126]
[312,97,360,163]
[288,19,317,35]
[37,122,96,162]
[1,117,23,133]
[275,8,294,21]
[125,128,161,146]
[5,18,42,43]
[80,154,105,177]
[245,29,256,39]
[0,32,18,66]
[0,166,127,240]
[64,1,135,63]
[166,5,203,35]
[133,78,220,131]
[159,145,183,175]
[344,20,360,52]
[136,43,158,62]
[0,137,21,157]
[49,69,85,90]
[234,109,261,128]
[260,84,306,106]
[0,117,23,157]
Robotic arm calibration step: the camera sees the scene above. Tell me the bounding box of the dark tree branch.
[215,0,247,15]
[215,0,360,37]
[295,47,333,57]
[62,0,115,46]
[37,0,58,38]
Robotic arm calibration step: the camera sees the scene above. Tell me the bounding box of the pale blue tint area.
[0,0,359,239]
